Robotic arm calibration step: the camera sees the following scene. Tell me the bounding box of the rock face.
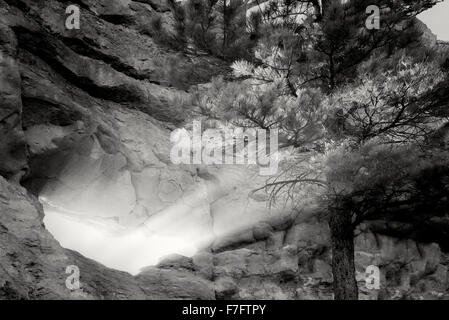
[0,0,221,299]
[0,23,28,181]
[0,176,215,299]
[2,170,449,299]
[1,0,449,300]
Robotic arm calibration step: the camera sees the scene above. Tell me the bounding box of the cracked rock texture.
[1,0,449,300]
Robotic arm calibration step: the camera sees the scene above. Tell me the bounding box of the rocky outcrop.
[3,170,448,300]
[0,23,28,181]
[0,176,215,299]
[0,0,222,299]
[204,216,449,300]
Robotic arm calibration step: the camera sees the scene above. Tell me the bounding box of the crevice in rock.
[60,37,158,82]
[12,26,145,103]
[54,0,90,10]
[21,97,84,129]
[133,0,171,13]
[98,14,136,26]
[0,111,21,126]
[3,0,32,14]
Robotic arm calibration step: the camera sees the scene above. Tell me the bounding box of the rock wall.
[0,176,215,299]
[0,23,28,181]
[0,0,449,300]
[2,167,448,299]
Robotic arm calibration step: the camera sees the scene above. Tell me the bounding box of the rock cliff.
[1,0,449,300]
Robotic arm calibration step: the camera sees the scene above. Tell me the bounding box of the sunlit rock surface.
[0,176,215,299]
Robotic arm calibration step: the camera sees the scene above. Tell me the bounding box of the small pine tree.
[169,0,256,60]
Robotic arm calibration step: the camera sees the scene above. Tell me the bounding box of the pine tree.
[197,0,447,300]
[168,0,256,60]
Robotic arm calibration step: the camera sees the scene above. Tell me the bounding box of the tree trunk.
[329,53,335,90]
[222,0,227,57]
[311,0,323,21]
[329,210,358,300]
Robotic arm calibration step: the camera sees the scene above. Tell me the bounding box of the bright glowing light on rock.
[40,162,285,275]
[43,201,199,275]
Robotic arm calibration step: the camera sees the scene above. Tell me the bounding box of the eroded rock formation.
[0,0,449,300]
